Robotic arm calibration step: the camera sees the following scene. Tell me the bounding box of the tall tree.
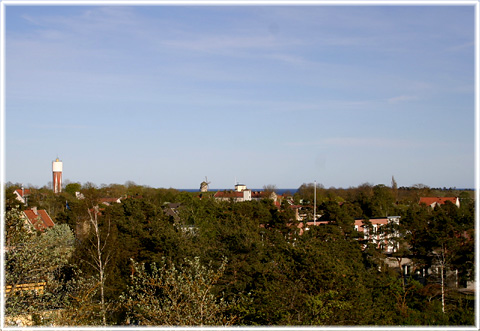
[372,184,396,217]
[391,176,398,203]
[84,207,113,325]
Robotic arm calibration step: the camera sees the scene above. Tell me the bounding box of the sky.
[3,2,477,190]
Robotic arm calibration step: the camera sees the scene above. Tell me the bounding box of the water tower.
[52,158,63,193]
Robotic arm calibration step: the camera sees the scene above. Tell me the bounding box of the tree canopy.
[3,182,475,327]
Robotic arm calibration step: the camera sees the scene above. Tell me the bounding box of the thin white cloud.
[285,137,402,148]
[264,53,312,66]
[161,34,274,52]
[53,6,139,32]
[387,95,419,104]
[158,29,307,57]
[445,41,474,53]
[33,124,92,130]
[285,137,457,149]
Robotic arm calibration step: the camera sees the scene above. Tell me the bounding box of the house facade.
[354,216,401,253]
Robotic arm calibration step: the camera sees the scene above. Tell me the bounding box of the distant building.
[297,216,402,253]
[52,158,63,193]
[214,190,252,202]
[200,182,209,192]
[419,197,460,208]
[99,197,122,206]
[163,203,182,222]
[234,183,247,192]
[214,183,278,203]
[23,207,55,232]
[200,177,210,192]
[13,187,31,205]
[354,216,401,253]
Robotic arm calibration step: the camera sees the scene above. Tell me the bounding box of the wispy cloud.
[445,41,474,52]
[387,95,419,104]
[26,6,140,33]
[33,124,92,130]
[284,137,457,149]
[162,34,280,52]
[285,137,406,148]
[263,53,311,66]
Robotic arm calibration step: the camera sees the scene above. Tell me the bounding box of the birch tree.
[84,206,112,325]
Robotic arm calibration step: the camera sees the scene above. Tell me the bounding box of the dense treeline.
[4,181,475,326]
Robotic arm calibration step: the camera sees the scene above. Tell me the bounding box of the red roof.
[354,218,389,230]
[252,191,270,198]
[99,197,121,205]
[214,191,243,198]
[214,190,279,199]
[15,189,31,197]
[419,197,458,206]
[23,208,55,232]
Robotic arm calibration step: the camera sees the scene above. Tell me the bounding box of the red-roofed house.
[419,197,460,208]
[23,207,55,232]
[215,183,280,202]
[297,216,402,252]
[214,189,278,203]
[214,190,251,202]
[296,219,329,235]
[99,197,122,206]
[13,188,31,205]
[354,216,401,252]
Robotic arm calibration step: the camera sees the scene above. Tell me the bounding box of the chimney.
[31,207,38,215]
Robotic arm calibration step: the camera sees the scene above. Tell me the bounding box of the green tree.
[401,202,475,321]
[372,184,395,217]
[121,257,238,326]
[65,182,82,197]
[354,183,375,217]
[319,201,357,239]
[5,206,75,318]
[33,267,106,326]
[427,203,473,314]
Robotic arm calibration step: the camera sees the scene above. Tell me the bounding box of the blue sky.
[4,3,476,189]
